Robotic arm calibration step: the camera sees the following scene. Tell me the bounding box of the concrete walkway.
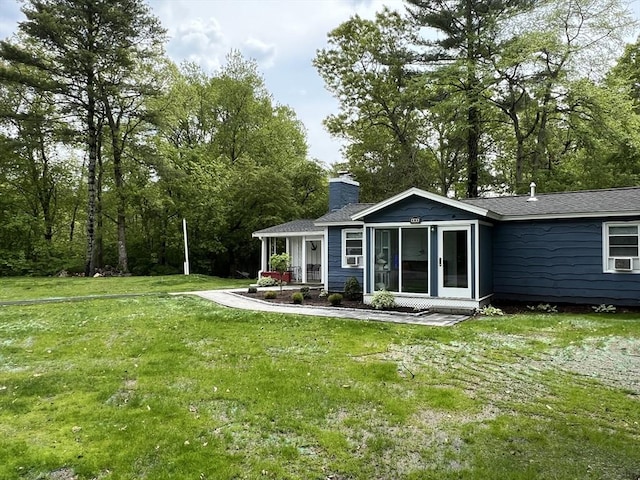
[178,289,469,327]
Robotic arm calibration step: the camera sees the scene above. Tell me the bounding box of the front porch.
[252,219,325,285]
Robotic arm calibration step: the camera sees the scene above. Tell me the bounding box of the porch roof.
[252,219,322,238]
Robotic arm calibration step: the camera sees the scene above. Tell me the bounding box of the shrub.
[248,286,258,294]
[526,303,558,313]
[257,276,278,287]
[328,293,343,306]
[264,290,278,300]
[592,304,616,313]
[318,289,329,298]
[370,290,397,310]
[299,286,311,299]
[292,292,304,304]
[479,305,504,316]
[344,276,362,300]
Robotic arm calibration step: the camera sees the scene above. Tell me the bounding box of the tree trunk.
[84,74,98,277]
[104,100,129,273]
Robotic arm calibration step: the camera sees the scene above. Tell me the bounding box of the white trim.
[329,176,360,187]
[314,221,364,227]
[253,231,322,239]
[602,221,640,274]
[322,228,329,291]
[498,211,640,221]
[474,220,480,301]
[342,228,364,269]
[363,293,490,312]
[438,225,472,299]
[351,187,494,221]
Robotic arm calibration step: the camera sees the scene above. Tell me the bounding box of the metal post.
[183,218,190,275]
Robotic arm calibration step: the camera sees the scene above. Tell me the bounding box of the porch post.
[301,236,307,283]
[259,237,268,277]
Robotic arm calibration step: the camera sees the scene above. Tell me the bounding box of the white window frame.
[342,228,364,269]
[603,222,640,273]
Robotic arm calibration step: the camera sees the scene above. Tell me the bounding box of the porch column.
[301,236,307,284]
[259,237,268,277]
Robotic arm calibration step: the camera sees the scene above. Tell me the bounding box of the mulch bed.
[240,288,640,315]
[239,289,422,313]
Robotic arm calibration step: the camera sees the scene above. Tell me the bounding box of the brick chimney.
[328,172,359,212]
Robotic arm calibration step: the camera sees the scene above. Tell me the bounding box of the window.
[604,222,640,273]
[342,229,363,268]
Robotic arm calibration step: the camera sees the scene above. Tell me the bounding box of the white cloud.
[243,37,277,69]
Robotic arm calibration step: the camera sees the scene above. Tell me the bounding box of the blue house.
[253,174,640,311]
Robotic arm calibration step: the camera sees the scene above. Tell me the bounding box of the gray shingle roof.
[461,186,640,218]
[253,219,321,236]
[315,203,375,224]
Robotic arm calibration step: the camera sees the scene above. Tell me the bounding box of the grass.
[0,274,249,301]
[0,282,638,479]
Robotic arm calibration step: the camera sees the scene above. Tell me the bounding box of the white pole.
[183,218,190,275]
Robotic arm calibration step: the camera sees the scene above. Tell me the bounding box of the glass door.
[438,226,471,298]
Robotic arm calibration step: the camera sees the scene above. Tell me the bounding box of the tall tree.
[314,9,440,202]
[0,0,166,276]
[406,0,535,197]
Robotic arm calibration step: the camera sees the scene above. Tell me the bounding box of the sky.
[0,0,639,166]
[0,0,405,165]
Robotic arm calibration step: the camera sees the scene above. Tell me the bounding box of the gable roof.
[351,187,495,221]
[462,186,640,220]
[252,219,321,238]
[315,203,374,225]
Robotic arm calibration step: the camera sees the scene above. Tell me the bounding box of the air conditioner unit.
[346,255,362,266]
[614,257,633,271]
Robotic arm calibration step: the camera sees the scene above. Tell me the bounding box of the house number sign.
[409,216,421,224]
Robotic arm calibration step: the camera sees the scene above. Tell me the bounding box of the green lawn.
[0,286,638,479]
[0,274,249,301]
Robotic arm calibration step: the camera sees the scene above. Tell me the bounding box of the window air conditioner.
[613,257,633,271]
[346,255,362,266]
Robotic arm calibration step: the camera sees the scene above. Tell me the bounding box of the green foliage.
[299,286,311,299]
[527,303,558,313]
[478,305,505,316]
[592,304,617,313]
[328,293,343,306]
[291,292,304,304]
[370,290,397,310]
[248,286,258,294]
[315,1,638,197]
[256,276,278,287]
[264,290,278,299]
[270,252,291,292]
[344,276,362,300]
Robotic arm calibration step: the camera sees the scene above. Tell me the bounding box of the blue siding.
[327,226,364,291]
[479,224,493,298]
[493,218,640,305]
[363,196,481,223]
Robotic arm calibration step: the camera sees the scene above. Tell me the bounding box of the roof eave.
[501,211,640,221]
[351,187,493,221]
[252,230,323,238]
